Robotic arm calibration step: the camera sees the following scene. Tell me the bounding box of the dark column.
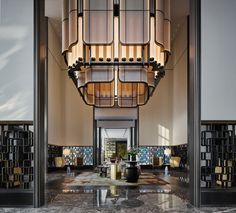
[188,0,201,207]
[134,119,139,148]
[34,0,47,207]
[135,107,139,148]
[93,109,98,167]
[98,127,102,165]
[130,127,133,147]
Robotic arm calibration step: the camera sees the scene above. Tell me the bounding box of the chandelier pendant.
[62,0,171,108]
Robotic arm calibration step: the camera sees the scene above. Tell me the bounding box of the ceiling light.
[62,0,171,107]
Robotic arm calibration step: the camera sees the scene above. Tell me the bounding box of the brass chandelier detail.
[62,0,171,107]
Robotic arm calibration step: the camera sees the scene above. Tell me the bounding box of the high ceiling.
[45,0,189,42]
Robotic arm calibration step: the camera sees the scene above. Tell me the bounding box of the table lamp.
[164,148,171,176]
[63,148,71,174]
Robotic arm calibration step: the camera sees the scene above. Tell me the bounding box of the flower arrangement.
[127,147,138,157]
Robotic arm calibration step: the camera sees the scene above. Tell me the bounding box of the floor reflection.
[48,184,187,211]
[96,187,128,208]
[1,171,236,212]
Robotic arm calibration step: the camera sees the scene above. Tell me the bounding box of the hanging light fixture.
[62,0,171,107]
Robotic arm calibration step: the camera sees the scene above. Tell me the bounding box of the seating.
[97,165,109,177]
[75,157,83,166]
[152,156,163,169]
[170,156,181,168]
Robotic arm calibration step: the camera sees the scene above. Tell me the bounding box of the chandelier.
[62,0,171,107]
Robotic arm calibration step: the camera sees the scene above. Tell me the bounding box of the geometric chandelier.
[62,0,170,107]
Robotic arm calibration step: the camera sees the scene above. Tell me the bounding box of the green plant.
[127,148,138,156]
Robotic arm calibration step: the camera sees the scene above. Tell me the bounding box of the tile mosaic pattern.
[63,146,93,166]
[48,145,63,168]
[83,147,93,165]
[138,146,171,165]
[57,145,187,166]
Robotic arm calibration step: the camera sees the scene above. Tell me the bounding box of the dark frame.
[32,0,201,208]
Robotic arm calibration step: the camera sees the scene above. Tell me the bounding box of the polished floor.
[1,169,236,212]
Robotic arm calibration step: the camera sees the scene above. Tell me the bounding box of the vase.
[129,155,136,161]
[126,167,139,182]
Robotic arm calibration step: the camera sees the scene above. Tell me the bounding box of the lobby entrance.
[0,0,205,209]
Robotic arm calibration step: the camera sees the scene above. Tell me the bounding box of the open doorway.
[44,0,191,210]
[101,129,129,162]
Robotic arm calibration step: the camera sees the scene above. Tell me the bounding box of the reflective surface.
[1,170,236,212]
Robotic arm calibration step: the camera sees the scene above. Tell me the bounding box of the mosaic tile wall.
[62,146,93,166]
[48,144,63,168]
[138,146,171,165]
[138,145,188,166]
[48,144,187,167]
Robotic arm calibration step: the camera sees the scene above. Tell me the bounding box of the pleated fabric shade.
[62,0,171,108]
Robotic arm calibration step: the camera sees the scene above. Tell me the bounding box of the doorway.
[94,117,138,166]
[103,137,128,161]
[37,0,201,209]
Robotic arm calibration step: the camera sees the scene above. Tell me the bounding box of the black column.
[98,127,102,165]
[93,108,98,167]
[188,0,201,207]
[34,0,47,207]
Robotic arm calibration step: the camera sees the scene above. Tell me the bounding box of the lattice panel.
[0,123,34,189]
[201,122,236,188]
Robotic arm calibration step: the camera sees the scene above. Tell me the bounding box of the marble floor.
[1,170,236,212]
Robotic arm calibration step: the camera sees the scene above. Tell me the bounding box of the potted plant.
[128,148,138,161]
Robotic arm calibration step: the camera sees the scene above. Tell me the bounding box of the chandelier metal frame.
[62,0,170,108]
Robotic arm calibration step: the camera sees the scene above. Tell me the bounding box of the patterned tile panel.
[83,147,93,165]
[62,146,93,166]
[138,146,172,165]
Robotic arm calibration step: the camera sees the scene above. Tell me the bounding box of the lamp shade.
[164,148,171,156]
[63,148,71,156]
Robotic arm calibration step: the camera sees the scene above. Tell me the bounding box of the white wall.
[172,20,188,145]
[64,70,93,146]
[139,19,188,146]
[0,0,33,120]
[47,18,93,146]
[201,0,236,120]
[139,63,173,146]
[48,20,65,145]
